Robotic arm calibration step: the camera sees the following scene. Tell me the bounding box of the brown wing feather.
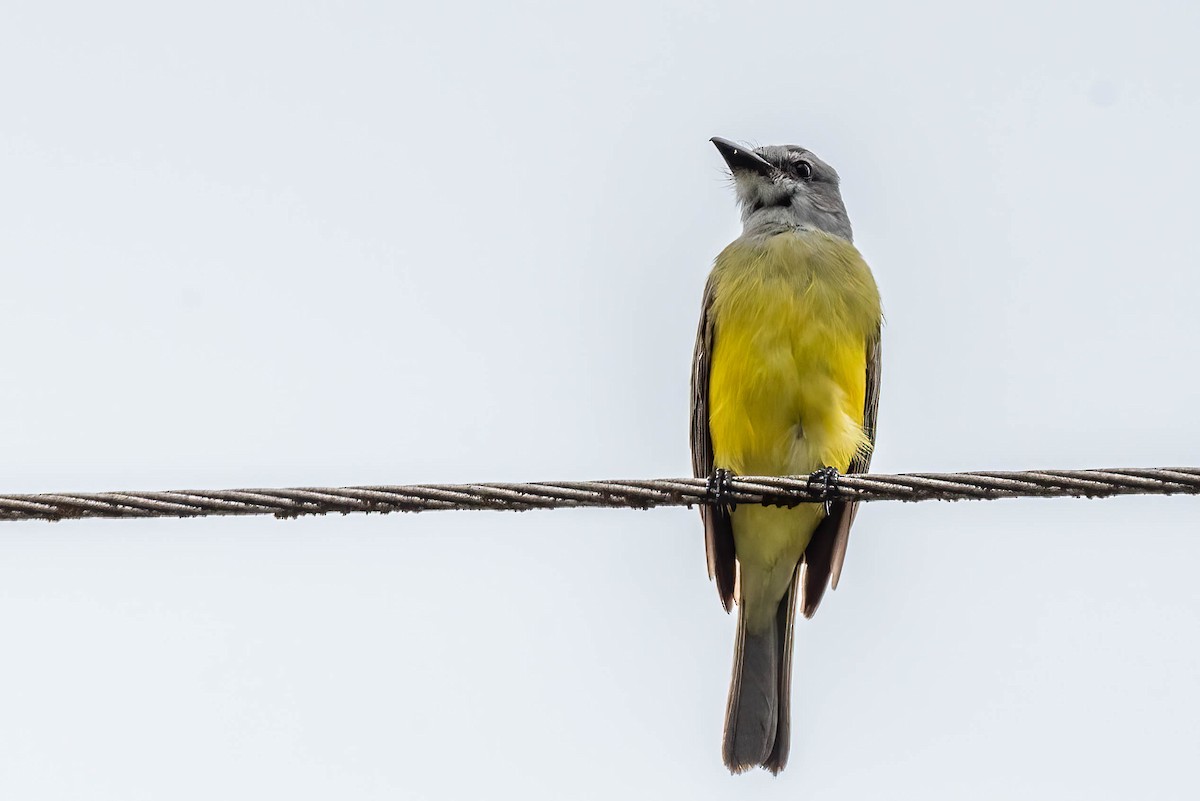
[691,274,736,612]
[801,330,881,618]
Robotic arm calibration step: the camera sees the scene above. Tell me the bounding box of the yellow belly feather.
[707,230,881,627]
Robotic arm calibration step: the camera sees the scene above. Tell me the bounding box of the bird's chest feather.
[707,232,880,476]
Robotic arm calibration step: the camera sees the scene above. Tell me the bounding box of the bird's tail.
[722,565,800,774]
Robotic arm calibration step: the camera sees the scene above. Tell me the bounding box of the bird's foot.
[707,468,737,511]
[807,466,841,515]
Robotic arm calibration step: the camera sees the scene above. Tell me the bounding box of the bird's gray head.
[711,137,853,242]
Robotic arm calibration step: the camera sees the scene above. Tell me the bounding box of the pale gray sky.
[1,1,1199,798]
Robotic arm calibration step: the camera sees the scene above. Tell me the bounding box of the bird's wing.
[800,328,881,618]
[691,273,736,612]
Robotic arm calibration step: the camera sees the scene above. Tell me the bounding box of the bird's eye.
[792,160,813,180]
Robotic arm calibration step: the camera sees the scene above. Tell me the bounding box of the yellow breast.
[707,230,881,478]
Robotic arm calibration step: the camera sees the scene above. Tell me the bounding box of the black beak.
[711,137,774,176]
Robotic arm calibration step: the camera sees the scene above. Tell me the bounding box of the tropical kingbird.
[690,137,882,774]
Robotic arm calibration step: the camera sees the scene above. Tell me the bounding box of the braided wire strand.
[0,467,1196,523]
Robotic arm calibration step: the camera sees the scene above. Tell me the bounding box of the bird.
[690,137,882,774]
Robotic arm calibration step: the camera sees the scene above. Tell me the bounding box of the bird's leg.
[707,468,737,512]
[807,466,841,516]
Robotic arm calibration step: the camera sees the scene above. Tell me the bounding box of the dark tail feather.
[723,606,778,772]
[723,565,801,774]
[765,564,801,774]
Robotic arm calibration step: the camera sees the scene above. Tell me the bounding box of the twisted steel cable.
[0,467,1197,523]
